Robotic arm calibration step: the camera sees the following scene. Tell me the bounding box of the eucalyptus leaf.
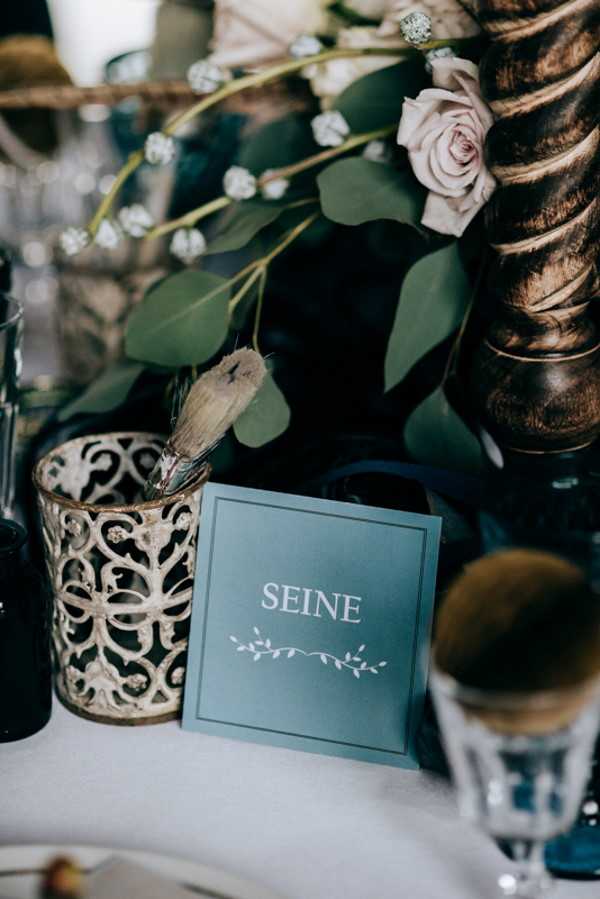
[58,360,144,421]
[233,371,291,447]
[206,203,285,255]
[125,270,230,367]
[404,386,483,474]
[334,60,427,132]
[384,243,470,391]
[318,158,425,227]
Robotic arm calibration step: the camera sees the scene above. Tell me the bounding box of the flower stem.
[147,195,231,240]
[84,39,476,231]
[259,124,396,185]
[163,44,434,136]
[228,266,264,314]
[263,210,320,266]
[228,211,320,314]
[88,149,144,236]
[146,120,392,243]
[252,268,268,353]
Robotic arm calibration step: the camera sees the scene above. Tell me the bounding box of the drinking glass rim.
[430,656,600,713]
[0,295,23,329]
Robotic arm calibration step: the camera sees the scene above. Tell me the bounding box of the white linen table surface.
[1,701,598,899]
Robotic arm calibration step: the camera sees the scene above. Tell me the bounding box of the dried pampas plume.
[144,348,267,500]
[171,348,266,456]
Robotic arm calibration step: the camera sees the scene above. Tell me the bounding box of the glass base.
[498,870,553,898]
[496,842,554,898]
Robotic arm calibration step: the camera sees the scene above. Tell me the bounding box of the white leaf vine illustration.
[229,628,387,678]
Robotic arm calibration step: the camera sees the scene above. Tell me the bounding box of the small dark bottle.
[0,519,52,741]
[0,245,12,292]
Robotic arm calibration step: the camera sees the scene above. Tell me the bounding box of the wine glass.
[480,467,600,878]
[430,663,600,897]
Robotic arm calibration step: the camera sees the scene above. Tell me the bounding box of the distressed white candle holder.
[34,432,209,725]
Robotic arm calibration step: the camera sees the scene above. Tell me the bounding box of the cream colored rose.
[397,57,495,237]
[344,0,389,15]
[210,0,331,68]
[305,26,404,107]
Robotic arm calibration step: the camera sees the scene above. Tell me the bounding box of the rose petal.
[438,127,475,176]
[421,189,483,237]
[398,96,444,148]
[430,128,479,192]
[430,56,479,90]
[428,142,473,196]
[410,145,453,194]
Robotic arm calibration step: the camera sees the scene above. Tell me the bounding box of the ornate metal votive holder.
[33,431,210,725]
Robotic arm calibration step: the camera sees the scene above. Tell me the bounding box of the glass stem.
[500,840,553,898]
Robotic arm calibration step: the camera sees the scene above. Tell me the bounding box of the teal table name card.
[182,484,441,768]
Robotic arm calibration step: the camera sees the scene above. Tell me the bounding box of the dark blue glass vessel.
[0,518,52,741]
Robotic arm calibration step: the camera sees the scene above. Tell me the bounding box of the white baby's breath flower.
[94,218,122,250]
[144,132,176,166]
[399,10,432,43]
[378,0,480,40]
[289,34,324,58]
[223,165,257,201]
[311,110,350,147]
[260,170,290,200]
[59,227,90,257]
[425,45,455,73]
[362,139,391,163]
[170,228,207,264]
[119,204,155,238]
[187,58,229,94]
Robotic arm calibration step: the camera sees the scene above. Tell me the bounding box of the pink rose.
[397,57,495,237]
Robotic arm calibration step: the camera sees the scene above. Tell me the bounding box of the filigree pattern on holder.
[34,432,208,724]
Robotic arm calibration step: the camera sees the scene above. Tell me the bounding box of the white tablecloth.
[8,293,598,898]
[1,700,598,899]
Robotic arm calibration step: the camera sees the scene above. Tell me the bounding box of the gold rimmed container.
[34,431,210,725]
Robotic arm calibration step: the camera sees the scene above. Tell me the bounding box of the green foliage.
[233,371,291,447]
[318,158,425,227]
[384,243,470,391]
[404,386,483,474]
[58,360,144,421]
[206,203,285,255]
[238,115,316,175]
[334,60,427,132]
[125,270,230,367]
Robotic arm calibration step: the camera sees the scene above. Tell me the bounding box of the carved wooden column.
[468,0,599,465]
